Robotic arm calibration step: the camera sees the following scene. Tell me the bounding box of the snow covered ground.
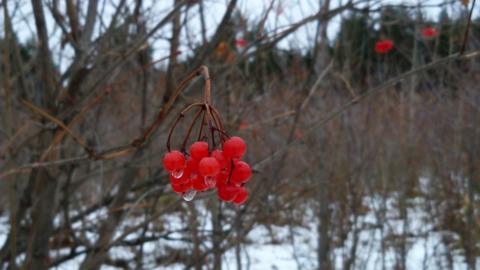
[219,196,473,270]
[0,185,478,270]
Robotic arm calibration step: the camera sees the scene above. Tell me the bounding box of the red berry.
[231,161,252,184]
[217,185,240,202]
[189,141,209,160]
[171,179,192,193]
[233,187,249,204]
[192,175,209,192]
[237,121,249,131]
[163,151,186,172]
[211,149,227,170]
[422,27,437,38]
[235,38,247,48]
[215,171,228,187]
[198,157,220,177]
[170,167,190,184]
[223,136,246,159]
[374,39,394,54]
[186,158,198,175]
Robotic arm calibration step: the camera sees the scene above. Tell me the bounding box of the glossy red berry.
[232,161,252,184]
[233,187,249,204]
[171,179,192,193]
[192,175,209,192]
[218,185,239,202]
[215,171,228,187]
[189,141,209,160]
[163,151,186,172]
[170,166,190,184]
[223,136,246,159]
[186,158,198,175]
[198,157,220,177]
[211,149,227,170]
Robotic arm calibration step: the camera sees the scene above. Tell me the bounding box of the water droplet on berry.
[204,176,216,188]
[171,169,184,179]
[182,189,197,201]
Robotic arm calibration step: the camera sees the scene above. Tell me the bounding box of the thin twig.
[460,0,476,54]
[181,108,204,152]
[20,98,92,153]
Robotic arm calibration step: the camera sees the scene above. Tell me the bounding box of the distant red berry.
[232,161,252,184]
[233,187,249,204]
[223,136,246,159]
[198,157,220,177]
[237,121,249,131]
[218,185,239,202]
[163,151,186,172]
[235,38,247,48]
[189,141,209,160]
[421,27,437,38]
[375,39,394,54]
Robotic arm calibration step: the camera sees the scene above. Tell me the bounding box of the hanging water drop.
[204,176,216,188]
[182,189,197,201]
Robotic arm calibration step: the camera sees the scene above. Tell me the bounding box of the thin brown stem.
[166,114,185,152]
[211,127,229,141]
[199,66,211,104]
[167,103,203,152]
[181,108,204,152]
[197,110,207,142]
[205,105,216,149]
[210,107,226,137]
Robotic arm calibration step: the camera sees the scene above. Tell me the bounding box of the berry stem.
[164,66,228,153]
[199,66,211,104]
[205,104,216,150]
[210,107,227,140]
[197,109,207,141]
[211,127,229,138]
[181,108,203,152]
[166,103,203,152]
[181,102,203,114]
[166,113,184,152]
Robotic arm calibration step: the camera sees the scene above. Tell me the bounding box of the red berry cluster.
[375,39,394,54]
[375,27,438,55]
[421,27,437,39]
[163,136,252,204]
